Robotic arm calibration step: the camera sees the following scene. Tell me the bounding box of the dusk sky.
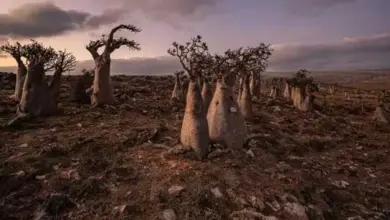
[0,0,389,74]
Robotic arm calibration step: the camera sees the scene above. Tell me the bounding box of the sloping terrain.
[0,75,389,220]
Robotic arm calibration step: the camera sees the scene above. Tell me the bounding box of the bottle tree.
[168,35,210,160]
[0,42,27,101]
[86,24,141,106]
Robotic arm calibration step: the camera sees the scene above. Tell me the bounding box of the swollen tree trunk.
[239,74,253,119]
[91,58,114,106]
[237,76,244,102]
[181,79,189,102]
[329,85,335,95]
[270,85,279,99]
[292,87,302,107]
[71,74,93,103]
[207,79,247,149]
[198,77,204,91]
[253,78,261,99]
[249,74,256,98]
[201,80,213,112]
[17,64,57,117]
[49,70,62,101]
[181,79,209,160]
[283,82,291,99]
[372,105,389,124]
[11,61,27,101]
[171,76,183,101]
[293,85,313,112]
[291,87,297,102]
[298,90,314,112]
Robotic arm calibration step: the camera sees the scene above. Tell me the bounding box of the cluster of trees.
[166,36,329,159]
[0,40,76,124]
[1,23,386,160]
[0,24,142,125]
[85,24,141,106]
[282,69,318,112]
[167,35,273,159]
[0,23,333,160]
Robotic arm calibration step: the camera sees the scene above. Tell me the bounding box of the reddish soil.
[0,75,389,220]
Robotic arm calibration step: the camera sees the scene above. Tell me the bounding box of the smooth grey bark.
[11,60,27,101]
[207,79,246,149]
[201,80,213,112]
[238,74,253,119]
[91,56,114,106]
[181,79,209,160]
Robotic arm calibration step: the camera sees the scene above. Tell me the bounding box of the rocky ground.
[0,75,389,220]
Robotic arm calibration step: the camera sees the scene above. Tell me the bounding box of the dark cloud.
[0,2,125,39]
[269,33,390,70]
[1,33,389,73]
[287,0,357,16]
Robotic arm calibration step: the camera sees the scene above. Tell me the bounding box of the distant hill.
[1,65,390,84]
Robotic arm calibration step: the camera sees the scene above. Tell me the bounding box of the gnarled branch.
[54,50,76,73]
[23,40,57,71]
[167,35,208,78]
[0,41,25,64]
[86,37,106,59]
[105,24,141,54]
[107,37,141,53]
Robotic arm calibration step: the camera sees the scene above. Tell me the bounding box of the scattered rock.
[52,165,60,170]
[113,204,134,216]
[282,202,309,220]
[17,143,29,148]
[36,174,47,180]
[168,185,185,196]
[236,197,250,208]
[249,196,265,211]
[161,209,176,220]
[14,170,26,177]
[60,169,81,180]
[230,107,238,112]
[332,180,350,188]
[246,149,255,158]
[211,187,224,198]
[265,200,281,213]
[166,145,192,155]
[207,149,226,159]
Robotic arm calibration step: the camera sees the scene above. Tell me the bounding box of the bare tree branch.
[167,35,208,78]
[22,40,57,71]
[105,24,141,54]
[108,37,141,53]
[86,24,142,59]
[86,36,107,60]
[54,50,76,73]
[0,41,25,64]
